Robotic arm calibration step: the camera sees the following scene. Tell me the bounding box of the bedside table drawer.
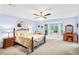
[3,37,15,48]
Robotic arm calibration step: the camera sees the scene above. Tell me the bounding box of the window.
[50,23,58,34]
[44,23,62,35]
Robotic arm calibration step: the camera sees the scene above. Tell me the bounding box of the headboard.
[15,28,29,37]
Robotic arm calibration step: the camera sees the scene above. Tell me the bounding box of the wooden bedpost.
[13,28,15,39]
[31,37,34,52]
[44,35,46,43]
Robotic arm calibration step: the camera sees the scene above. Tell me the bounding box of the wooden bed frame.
[13,28,46,52]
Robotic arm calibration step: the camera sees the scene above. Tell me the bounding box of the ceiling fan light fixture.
[37,17,46,20]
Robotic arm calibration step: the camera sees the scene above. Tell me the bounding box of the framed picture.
[77,24,79,28]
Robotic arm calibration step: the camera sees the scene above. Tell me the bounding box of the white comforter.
[15,34,44,47]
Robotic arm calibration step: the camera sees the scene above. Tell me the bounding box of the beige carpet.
[31,40,79,55]
[0,40,79,55]
[0,45,27,55]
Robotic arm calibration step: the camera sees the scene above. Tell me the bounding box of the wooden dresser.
[3,37,15,48]
[64,33,78,43]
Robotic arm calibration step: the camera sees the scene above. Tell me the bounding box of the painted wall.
[0,13,78,47]
[35,16,78,39]
[0,14,37,47]
[78,15,79,43]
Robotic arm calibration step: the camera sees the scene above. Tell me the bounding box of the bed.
[14,28,46,52]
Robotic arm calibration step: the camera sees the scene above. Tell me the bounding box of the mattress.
[15,29,45,52]
[15,34,44,47]
[34,38,44,47]
[23,34,44,41]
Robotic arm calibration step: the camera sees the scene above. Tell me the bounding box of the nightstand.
[3,37,15,48]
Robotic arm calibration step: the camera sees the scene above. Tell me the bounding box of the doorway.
[44,23,63,39]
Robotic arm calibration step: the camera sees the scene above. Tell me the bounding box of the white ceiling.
[0,4,79,21]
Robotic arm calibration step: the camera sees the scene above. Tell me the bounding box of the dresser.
[3,37,15,48]
[64,33,78,42]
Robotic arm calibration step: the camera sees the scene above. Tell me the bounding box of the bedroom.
[0,4,79,55]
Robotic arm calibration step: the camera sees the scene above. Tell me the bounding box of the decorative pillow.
[16,31,22,37]
[35,32,41,35]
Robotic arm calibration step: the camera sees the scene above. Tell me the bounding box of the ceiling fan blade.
[33,13,39,16]
[44,13,51,16]
[43,16,47,19]
[34,16,47,19]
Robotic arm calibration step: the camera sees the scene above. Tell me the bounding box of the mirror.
[65,25,73,33]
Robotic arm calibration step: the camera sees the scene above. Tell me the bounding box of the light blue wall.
[0,14,38,32]
[36,16,78,35]
[0,14,38,35]
[78,16,79,43]
[0,14,37,29]
[0,14,78,36]
[0,14,38,47]
[0,14,17,28]
[0,13,78,47]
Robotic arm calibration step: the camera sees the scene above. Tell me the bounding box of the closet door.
[49,23,62,39]
[50,23,58,35]
[44,23,63,39]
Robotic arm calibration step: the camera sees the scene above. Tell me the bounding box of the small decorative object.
[73,32,77,34]
[77,24,78,28]
[38,25,40,28]
[17,20,24,27]
[17,23,22,27]
[77,24,79,28]
[6,30,11,38]
[41,26,43,28]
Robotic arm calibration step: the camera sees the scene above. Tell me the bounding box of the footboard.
[30,35,46,52]
[30,37,34,52]
[14,28,46,53]
[44,35,46,43]
[15,35,46,53]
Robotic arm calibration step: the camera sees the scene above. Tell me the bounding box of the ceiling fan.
[9,4,15,7]
[33,11,51,19]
